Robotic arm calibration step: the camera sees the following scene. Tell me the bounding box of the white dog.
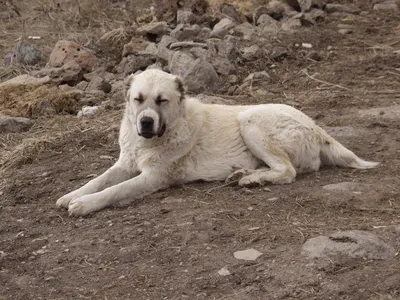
[56,69,378,216]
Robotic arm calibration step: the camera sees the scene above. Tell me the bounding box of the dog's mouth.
[138,124,166,139]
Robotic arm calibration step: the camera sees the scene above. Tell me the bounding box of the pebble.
[302,43,313,49]
[234,248,263,261]
[217,267,231,276]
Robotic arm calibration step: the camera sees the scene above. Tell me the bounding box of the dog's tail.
[318,128,379,169]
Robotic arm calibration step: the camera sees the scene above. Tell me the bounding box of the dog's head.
[125,69,185,139]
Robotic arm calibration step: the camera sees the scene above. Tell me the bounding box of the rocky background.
[0,0,400,299]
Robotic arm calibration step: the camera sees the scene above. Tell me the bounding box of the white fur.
[56,69,379,216]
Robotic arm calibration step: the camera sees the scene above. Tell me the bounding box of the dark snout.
[139,116,155,139]
[140,116,154,130]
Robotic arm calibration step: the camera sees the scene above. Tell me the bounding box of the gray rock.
[281,18,302,31]
[325,4,361,14]
[86,75,112,93]
[210,18,236,38]
[156,35,177,62]
[75,81,89,91]
[257,14,276,26]
[241,45,262,61]
[137,21,170,36]
[171,24,202,41]
[0,74,50,87]
[357,105,400,121]
[220,3,242,23]
[217,267,231,276]
[197,27,212,41]
[4,42,41,66]
[322,182,370,192]
[177,10,196,24]
[303,9,326,24]
[146,62,163,70]
[257,14,279,34]
[116,55,156,75]
[240,71,270,89]
[208,55,235,75]
[183,58,220,93]
[170,41,208,50]
[234,248,263,261]
[33,61,83,85]
[231,23,257,41]
[168,51,196,78]
[302,230,396,260]
[373,2,399,11]
[0,115,33,133]
[197,94,235,105]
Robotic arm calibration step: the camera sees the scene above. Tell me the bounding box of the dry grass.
[0,84,82,118]
[0,110,121,172]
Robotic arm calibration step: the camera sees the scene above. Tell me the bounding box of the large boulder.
[48,40,98,72]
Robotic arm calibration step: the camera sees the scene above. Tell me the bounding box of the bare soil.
[1,1,400,299]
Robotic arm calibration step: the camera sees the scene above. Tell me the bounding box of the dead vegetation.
[0,84,82,117]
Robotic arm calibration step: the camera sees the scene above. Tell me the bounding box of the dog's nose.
[140,116,154,129]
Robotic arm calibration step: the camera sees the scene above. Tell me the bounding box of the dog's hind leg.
[56,161,137,209]
[236,121,296,186]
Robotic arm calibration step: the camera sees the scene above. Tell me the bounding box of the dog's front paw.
[225,169,252,183]
[68,196,97,217]
[56,191,81,209]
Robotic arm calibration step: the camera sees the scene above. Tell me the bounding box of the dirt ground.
[1,1,400,299]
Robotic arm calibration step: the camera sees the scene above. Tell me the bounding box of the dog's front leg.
[67,170,169,216]
[56,162,137,209]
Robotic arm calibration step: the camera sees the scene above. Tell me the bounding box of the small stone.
[338,28,353,35]
[301,43,313,48]
[234,248,263,261]
[64,249,70,253]
[77,106,100,117]
[248,227,260,231]
[248,206,254,211]
[217,267,231,276]
[263,187,271,192]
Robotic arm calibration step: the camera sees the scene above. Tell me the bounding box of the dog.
[56,69,378,216]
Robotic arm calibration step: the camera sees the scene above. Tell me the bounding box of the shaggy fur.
[56,69,378,216]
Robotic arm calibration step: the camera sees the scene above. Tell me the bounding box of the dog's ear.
[124,74,135,102]
[175,76,185,102]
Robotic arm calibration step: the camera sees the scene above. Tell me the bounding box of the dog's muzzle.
[138,116,166,139]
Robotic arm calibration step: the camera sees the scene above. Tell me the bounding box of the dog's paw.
[56,191,81,209]
[68,196,96,217]
[238,174,263,188]
[225,169,252,183]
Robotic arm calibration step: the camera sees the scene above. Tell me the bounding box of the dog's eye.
[134,97,144,104]
[155,99,168,105]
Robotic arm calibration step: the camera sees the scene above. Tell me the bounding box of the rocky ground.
[0,0,400,299]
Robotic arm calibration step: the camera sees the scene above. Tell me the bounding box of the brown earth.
[1,1,400,300]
